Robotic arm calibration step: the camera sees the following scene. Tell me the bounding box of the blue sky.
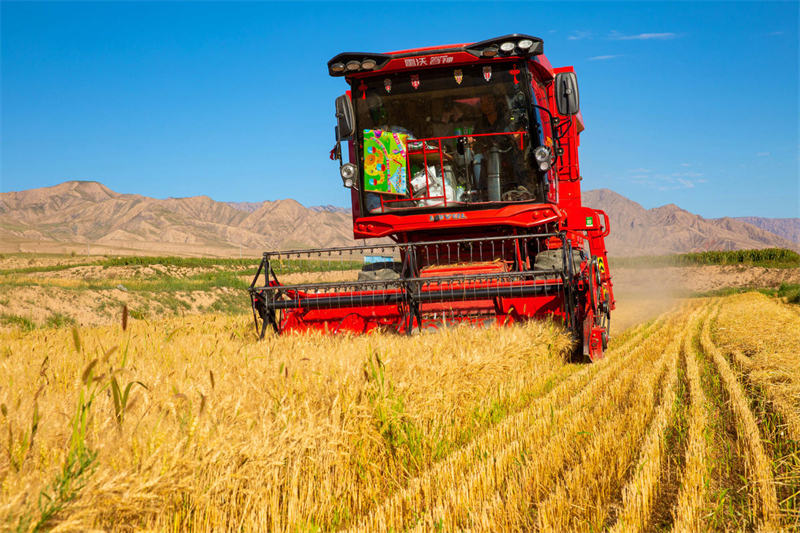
[1,1,798,218]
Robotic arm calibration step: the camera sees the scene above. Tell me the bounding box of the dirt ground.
[608,265,799,333]
[0,236,263,258]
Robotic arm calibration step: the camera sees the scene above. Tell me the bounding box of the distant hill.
[224,201,265,213]
[0,181,355,252]
[1,181,796,257]
[582,189,799,256]
[730,217,800,244]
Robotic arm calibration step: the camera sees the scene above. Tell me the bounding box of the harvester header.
[249,33,615,361]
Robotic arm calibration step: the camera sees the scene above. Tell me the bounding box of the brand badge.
[454,69,463,84]
[483,66,492,82]
[429,213,466,222]
[411,74,420,89]
[384,78,392,93]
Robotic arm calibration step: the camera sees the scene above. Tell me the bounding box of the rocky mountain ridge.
[1,181,797,256]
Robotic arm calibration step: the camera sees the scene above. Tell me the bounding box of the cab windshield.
[353,62,545,214]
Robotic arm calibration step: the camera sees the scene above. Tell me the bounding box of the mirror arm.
[334,122,344,167]
[531,103,562,167]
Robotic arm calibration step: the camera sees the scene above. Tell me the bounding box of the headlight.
[361,59,377,70]
[500,42,515,53]
[482,45,499,58]
[539,161,551,171]
[345,60,361,71]
[330,62,346,73]
[518,39,534,51]
[341,164,357,188]
[534,146,551,162]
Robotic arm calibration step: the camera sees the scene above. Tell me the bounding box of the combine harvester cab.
[250,34,615,361]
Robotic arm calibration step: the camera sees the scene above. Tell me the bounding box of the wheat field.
[1,292,799,532]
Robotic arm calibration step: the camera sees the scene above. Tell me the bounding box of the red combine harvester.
[249,34,615,360]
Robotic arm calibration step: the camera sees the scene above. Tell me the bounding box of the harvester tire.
[533,249,583,275]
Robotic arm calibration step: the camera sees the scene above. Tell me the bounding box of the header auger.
[249,33,615,361]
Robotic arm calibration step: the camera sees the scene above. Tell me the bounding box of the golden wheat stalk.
[700,305,781,531]
[713,293,800,441]
[730,347,800,442]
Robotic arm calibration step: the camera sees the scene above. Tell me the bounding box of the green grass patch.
[99,256,257,269]
[690,283,800,305]
[0,262,99,276]
[45,313,77,329]
[0,270,250,293]
[0,313,36,331]
[776,282,800,304]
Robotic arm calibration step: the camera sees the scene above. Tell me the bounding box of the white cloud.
[588,55,621,61]
[625,170,706,191]
[629,168,651,173]
[569,31,592,41]
[608,31,678,41]
[757,152,770,157]
[769,31,784,36]
[672,172,705,178]
[680,163,691,167]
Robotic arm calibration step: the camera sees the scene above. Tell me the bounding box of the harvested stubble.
[672,306,713,533]
[606,311,701,533]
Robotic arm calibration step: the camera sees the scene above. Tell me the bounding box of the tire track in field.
[344,313,677,531]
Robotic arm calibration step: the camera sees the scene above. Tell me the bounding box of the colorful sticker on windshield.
[384,78,391,93]
[364,129,408,196]
[358,80,367,100]
[483,66,492,82]
[411,74,420,89]
[510,65,520,85]
[454,69,463,84]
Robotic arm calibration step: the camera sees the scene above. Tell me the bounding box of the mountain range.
[0,181,797,257]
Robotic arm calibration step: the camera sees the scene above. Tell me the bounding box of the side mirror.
[335,94,355,138]
[554,72,580,116]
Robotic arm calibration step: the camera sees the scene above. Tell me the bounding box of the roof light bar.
[326,34,543,77]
